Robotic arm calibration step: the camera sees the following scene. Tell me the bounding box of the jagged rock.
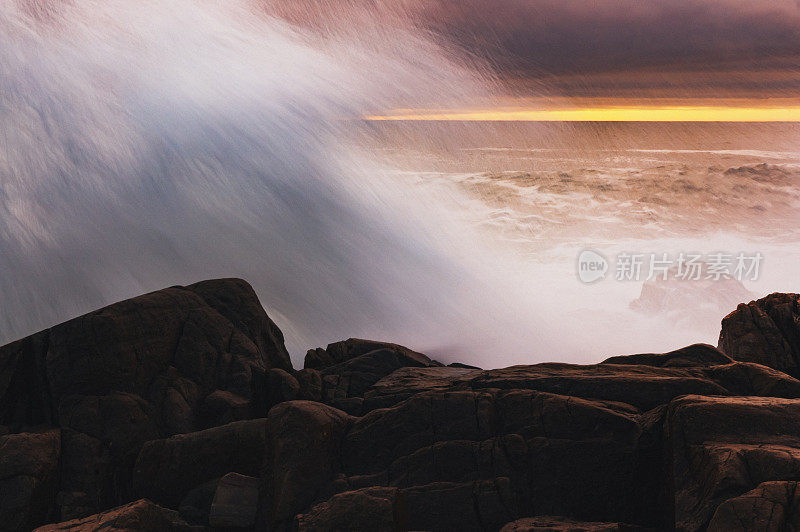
[0,279,288,434]
[664,395,800,530]
[362,366,478,411]
[448,362,482,370]
[602,344,733,367]
[304,348,333,371]
[342,388,646,525]
[198,390,251,428]
[304,339,442,415]
[58,428,117,520]
[296,480,517,532]
[295,369,323,402]
[411,479,518,530]
[265,368,300,406]
[58,391,160,507]
[296,486,399,532]
[304,338,436,370]
[262,401,354,529]
[177,478,218,526]
[0,331,52,428]
[8,282,800,532]
[133,419,268,508]
[0,279,291,518]
[707,481,800,532]
[0,429,61,530]
[454,359,800,411]
[33,499,197,531]
[186,279,292,372]
[501,516,649,531]
[458,363,726,411]
[208,473,260,528]
[719,292,800,375]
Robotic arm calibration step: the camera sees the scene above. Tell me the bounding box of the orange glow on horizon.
[366,105,800,122]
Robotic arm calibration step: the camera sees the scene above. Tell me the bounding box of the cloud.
[269,0,800,96]
[416,0,800,75]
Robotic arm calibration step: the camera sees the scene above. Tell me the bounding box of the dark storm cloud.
[270,0,800,95]
[418,0,800,75]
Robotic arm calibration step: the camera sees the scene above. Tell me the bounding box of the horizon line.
[365,105,800,122]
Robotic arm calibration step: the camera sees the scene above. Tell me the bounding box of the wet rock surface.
[719,292,800,376]
[4,279,800,530]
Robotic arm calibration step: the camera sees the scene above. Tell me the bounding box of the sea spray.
[0,0,574,365]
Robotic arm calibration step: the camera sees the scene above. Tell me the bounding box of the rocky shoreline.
[1,278,799,531]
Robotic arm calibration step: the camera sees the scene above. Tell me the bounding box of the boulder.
[177,478,218,526]
[197,390,251,429]
[295,369,323,402]
[296,480,517,532]
[601,344,733,368]
[0,430,61,530]
[501,516,650,531]
[186,279,292,372]
[33,499,197,531]
[265,368,300,407]
[304,338,436,370]
[9,282,800,532]
[304,339,442,415]
[133,419,268,508]
[458,357,800,411]
[363,366,479,411]
[719,293,800,376]
[296,487,400,532]
[0,279,289,435]
[208,473,260,528]
[0,279,291,517]
[707,481,800,532]
[343,389,645,524]
[403,479,517,531]
[262,401,354,528]
[57,427,121,520]
[664,395,800,530]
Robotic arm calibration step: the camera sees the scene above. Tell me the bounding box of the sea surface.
[363,121,800,364]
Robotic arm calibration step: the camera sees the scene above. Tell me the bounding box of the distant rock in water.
[629,266,757,328]
[0,278,799,531]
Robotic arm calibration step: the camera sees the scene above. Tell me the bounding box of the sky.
[416,0,800,95]
[362,0,800,120]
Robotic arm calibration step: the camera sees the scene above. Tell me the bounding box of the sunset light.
[368,104,800,122]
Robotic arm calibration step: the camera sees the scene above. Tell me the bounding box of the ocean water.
[1,1,797,367]
[364,121,800,364]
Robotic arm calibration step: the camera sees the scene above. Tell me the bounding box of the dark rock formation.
[0,430,61,529]
[6,279,800,531]
[707,481,800,531]
[295,486,400,531]
[500,517,650,531]
[208,473,260,528]
[719,292,800,376]
[663,394,800,530]
[602,343,733,367]
[0,279,290,521]
[33,499,197,531]
[304,338,443,416]
[262,401,354,529]
[132,419,268,508]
